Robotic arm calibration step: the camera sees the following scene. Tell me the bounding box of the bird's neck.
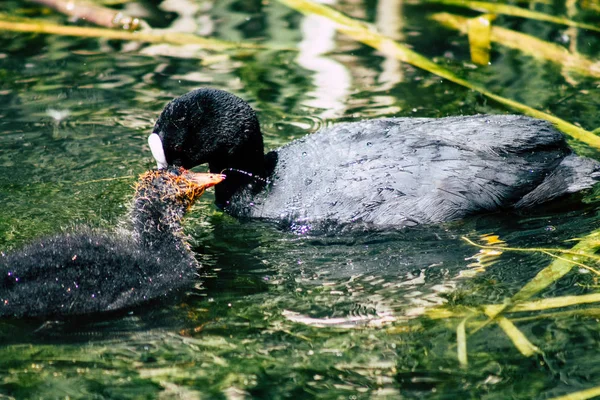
[130,194,189,251]
[209,151,277,207]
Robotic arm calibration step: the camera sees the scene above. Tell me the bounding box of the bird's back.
[235,115,599,228]
[0,229,197,318]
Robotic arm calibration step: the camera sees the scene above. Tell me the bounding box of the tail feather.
[515,154,600,208]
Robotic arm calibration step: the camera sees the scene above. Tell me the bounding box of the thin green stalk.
[462,236,600,263]
[426,0,600,33]
[456,317,469,366]
[549,385,600,400]
[471,229,600,334]
[431,12,600,79]
[276,0,600,149]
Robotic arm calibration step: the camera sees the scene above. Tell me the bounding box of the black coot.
[0,168,223,318]
[149,88,599,229]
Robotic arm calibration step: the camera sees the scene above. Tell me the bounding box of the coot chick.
[150,88,600,229]
[0,167,224,318]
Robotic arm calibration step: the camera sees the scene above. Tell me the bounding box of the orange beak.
[184,171,226,189]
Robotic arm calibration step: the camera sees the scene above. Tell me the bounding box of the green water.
[1,0,600,398]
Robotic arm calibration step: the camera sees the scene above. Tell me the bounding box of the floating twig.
[0,16,279,51]
[27,0,144,30]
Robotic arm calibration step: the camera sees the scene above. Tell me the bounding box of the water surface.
[0,0,599,398]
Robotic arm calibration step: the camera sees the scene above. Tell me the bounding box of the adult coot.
[149,88,600,229]
[0,167,224,318]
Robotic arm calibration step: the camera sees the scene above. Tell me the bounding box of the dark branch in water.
[27,0,146,30]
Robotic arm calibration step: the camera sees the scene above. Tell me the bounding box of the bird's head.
[136,167,225,210]
[148,88,264,174]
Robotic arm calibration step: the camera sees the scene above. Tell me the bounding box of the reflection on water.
[297,0,351,118]
[376,0,405,89]
[0,0,599,398]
